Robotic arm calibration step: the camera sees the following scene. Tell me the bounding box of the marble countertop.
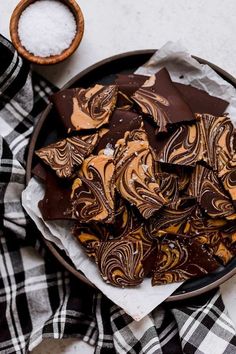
[1,0,236,353]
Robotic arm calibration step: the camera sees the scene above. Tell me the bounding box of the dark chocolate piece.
[152,234,220,285]
[35,133,99,178]
[116,73,229,116]
[132,68,195,132]
[50,84,118,132]
[38,170,74,221]
[70,154,115,223]
[187,165,236,219]
[96,239,144,287]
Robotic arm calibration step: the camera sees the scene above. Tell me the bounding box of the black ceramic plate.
[26,50,236,301]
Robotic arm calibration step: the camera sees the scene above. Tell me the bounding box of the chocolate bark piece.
[148,198,197,237]
[218,155,236,207]
[132,68,195,132]
[38,170,74,221]
[115,129,168,219]
[50,84,118,132]
[72,223,110,258]
[96,239,144,287]
[152,234,220,285]
[70,154,115,223]
[187,165,236,219]
[157,114,235,169]
[35,133,99,178]
[94,109,143,153]
[175,83,228,116]
[116,73,229,116]
[192,232,233,265]
[142,245,157,277]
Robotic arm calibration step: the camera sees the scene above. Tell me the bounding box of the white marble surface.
[1,0,236,353]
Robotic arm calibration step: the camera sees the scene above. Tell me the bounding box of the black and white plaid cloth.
[1,34,236,354]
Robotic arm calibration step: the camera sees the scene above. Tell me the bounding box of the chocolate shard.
[192,232,233,265]
[96,239,144,287]
[94,109,143,153]
[148,198,197,237]
[187,165,236,219]
[152,234,220,285]
[132,68,195,132]
[35,133,99,178]
[116,73,229,116]
[72,223,110,259]
[159,163,193,192]
[50,84,118,132]
[115,129,168,219]
[38,170,75,221]
[157,113,234,170]
[70,154,115,223]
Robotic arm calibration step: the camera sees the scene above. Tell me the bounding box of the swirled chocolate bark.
[187,164,236,219]
[132,69,195,132]
[70,154,115,223]
[36,66,236,288]
[152,234,220,285]
[115,129,168,218]
[96,239,145,287]
[116,73,228,116]
[51,84,118,132]
[35,133,99,178]
[157,114,234,169]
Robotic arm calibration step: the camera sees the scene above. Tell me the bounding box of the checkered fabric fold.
[1,34,236,354]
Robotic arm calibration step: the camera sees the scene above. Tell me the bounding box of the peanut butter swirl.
[96,239,144,287]
[71,154,115,223]
[152,234,219,285]
[157,114,234,170]
[70,84,118,130]
[115,131,168,219]
[35,134,99,178]
[187,165,235,219]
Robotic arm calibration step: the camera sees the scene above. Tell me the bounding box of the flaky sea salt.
[103,143,114,157]
[18,0,76,57]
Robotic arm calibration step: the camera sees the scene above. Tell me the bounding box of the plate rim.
[26,49,236,302]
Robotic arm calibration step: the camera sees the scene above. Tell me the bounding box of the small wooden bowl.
[10,0,84,65]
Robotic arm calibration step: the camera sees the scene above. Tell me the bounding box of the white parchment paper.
[22,42,236,321]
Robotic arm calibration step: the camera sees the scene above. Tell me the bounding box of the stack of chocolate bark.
[34,68,236,287]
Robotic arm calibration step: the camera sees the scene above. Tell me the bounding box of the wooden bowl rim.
[26,49,236,301]
[9,0,84,65]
